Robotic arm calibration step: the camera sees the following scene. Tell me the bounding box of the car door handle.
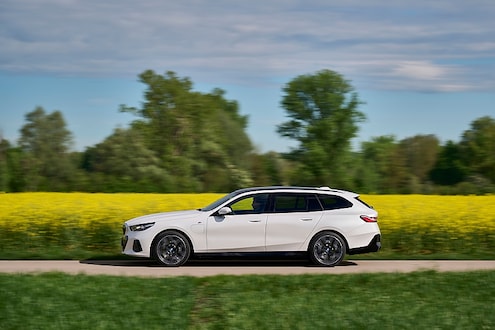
[249,219,262,222]
[301,218,313,221]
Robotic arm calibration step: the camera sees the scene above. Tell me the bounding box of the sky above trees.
[0,0,494,152]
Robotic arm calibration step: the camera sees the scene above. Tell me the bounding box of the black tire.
[309,231,346,267]
[152,231,191,267]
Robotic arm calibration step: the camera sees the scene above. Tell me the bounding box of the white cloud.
[393,61,447,79]
[1,0,494,91]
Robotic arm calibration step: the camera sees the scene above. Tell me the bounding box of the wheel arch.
[151,228,195,256]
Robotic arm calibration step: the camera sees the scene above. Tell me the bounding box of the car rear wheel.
[309,231,346,267]
[152,231,191,267]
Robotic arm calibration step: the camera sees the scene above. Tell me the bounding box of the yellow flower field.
[0,193,494,258]
[0,193,223,256]
[0,192,221,230]
[364,195,495,254]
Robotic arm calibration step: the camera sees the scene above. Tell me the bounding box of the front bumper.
[121,224,151,258]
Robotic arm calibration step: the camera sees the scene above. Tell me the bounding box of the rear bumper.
[348,234,381,255]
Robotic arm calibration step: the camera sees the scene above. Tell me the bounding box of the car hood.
[125,209,202,225]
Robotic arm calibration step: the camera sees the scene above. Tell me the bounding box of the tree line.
[0,69,494,194]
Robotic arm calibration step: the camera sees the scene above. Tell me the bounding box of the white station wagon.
[122,186,381,266]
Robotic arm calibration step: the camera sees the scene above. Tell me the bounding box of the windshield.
[200,191,239,212]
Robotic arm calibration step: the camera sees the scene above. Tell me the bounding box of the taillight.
[360,215,377,223]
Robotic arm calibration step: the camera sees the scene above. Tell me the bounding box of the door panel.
[264,193,323,251]
[206,214,267,252]
[265,211,323,251]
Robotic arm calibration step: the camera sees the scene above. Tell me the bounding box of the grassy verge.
[1,271,495,329]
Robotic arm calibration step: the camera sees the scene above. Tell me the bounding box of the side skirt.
[192,251,308,260]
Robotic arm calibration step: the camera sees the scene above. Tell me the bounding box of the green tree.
[82,128,171,192]
[397,134,439,193]
[358,135,398,193]
[18,107,75,191]
[120,70,253,192]
[399,135,439,183]
[249,151,292,186]
[460,116,495,183]
[0,135,9,191]
[5,147,25,192]
[384,145,409,193]
[277,69,365,187]
[429,141,467,186]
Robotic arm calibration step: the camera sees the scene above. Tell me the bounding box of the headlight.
[129,222,155,231]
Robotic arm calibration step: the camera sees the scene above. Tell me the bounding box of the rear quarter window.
[354,197,374,209]
[318,194,353,210]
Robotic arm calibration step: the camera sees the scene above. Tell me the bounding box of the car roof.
[232,186,358,197]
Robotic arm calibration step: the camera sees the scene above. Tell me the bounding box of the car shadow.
[79,257,358,268]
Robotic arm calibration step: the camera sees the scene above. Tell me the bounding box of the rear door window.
[272,194,322,213]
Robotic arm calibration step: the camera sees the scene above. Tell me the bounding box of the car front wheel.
[309,231,346,267]
[152,231,191,267]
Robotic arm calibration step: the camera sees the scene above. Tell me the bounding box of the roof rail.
[317,186,332,190]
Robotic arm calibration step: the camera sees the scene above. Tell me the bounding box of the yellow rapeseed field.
[0,193,494,257]
[0,192,222,230]
[364,195,495,254]
[0,193,222,256]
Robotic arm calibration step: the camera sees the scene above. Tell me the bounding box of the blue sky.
[1,0,494,152]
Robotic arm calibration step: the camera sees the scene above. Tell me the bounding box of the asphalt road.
[1,259,495,277]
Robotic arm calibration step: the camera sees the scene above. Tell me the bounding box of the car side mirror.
[217,207,233,216]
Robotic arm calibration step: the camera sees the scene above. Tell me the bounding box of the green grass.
[1,271,495,329]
